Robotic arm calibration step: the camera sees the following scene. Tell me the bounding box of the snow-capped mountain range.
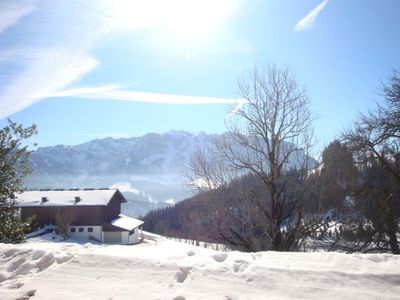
[25,131,217,216]
[24,130,314,217]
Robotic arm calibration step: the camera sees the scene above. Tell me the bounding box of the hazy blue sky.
[0,0,399,149]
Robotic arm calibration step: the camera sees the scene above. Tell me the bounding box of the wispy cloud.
[0,48,98,119]
[0,2,35,34]
[52,85,243,105]
[53,84,247,118]
[0,1,242,119]
[295,0,329,32]
[0,1,106,119]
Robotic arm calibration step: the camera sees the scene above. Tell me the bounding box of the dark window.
[88,227,93,232]
[79,228,84,232]
[70,227,75,233]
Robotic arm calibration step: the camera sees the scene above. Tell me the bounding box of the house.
[16,188,144,245]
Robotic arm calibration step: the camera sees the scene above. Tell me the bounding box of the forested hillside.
[144,71,400,254]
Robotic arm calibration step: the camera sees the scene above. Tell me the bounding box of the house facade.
[16,188,143,245]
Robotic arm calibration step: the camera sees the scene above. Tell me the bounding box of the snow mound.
[0,245,73,299]
[0,247,72,282]
[0,233,400,299]
[212,252,228,262]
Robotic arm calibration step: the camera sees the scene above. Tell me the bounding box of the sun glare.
[108,0,236,44]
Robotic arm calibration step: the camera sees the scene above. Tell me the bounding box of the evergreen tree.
[319,140,357,210]
[0,120,37,243]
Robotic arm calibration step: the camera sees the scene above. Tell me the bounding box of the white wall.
[115,228,141,245]
[68,226,102,242]
[104,228,141,245]
[121,231,129,244]
[128,227,141,244]
[67,226,142,245]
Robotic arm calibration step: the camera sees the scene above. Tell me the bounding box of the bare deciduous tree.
[188,64,323,251]
[342,70,400,254]
[55,208,75,239]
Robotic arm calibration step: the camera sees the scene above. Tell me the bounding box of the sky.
[0,0,399,150]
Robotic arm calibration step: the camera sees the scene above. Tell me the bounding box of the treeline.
[144,68,400,254]
[143,190,221,242]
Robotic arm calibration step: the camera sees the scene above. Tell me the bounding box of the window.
[88,227,93,232]
[70,227,75,233]
[79,228,84,233]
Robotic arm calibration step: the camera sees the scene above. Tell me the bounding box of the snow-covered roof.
[111,214,144,231]
[16,189,125,207]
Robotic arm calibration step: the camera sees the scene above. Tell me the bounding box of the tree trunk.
[386,214,400,254]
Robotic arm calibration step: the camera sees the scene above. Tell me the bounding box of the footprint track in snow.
[174,266,193,283]
[0,247,73,284]
[232,259,250,273]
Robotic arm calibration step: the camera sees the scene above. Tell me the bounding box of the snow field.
[0,233,400,299]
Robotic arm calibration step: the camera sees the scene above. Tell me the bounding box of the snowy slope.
[1,233,400,300]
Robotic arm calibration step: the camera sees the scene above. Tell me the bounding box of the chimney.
[41,196,48,203]
[74,196,81,203]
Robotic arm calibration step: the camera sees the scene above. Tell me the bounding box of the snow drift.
[1,233,399,299]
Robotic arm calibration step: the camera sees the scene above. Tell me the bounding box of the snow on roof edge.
[111,214,144,231]
[15,189,123,207]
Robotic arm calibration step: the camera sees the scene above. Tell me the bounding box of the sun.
[107,0,236,44]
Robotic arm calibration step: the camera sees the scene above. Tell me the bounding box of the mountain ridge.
[25,130,315,217]
[25,130,218,216]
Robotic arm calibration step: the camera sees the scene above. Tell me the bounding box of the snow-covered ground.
[1,233,400,300]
